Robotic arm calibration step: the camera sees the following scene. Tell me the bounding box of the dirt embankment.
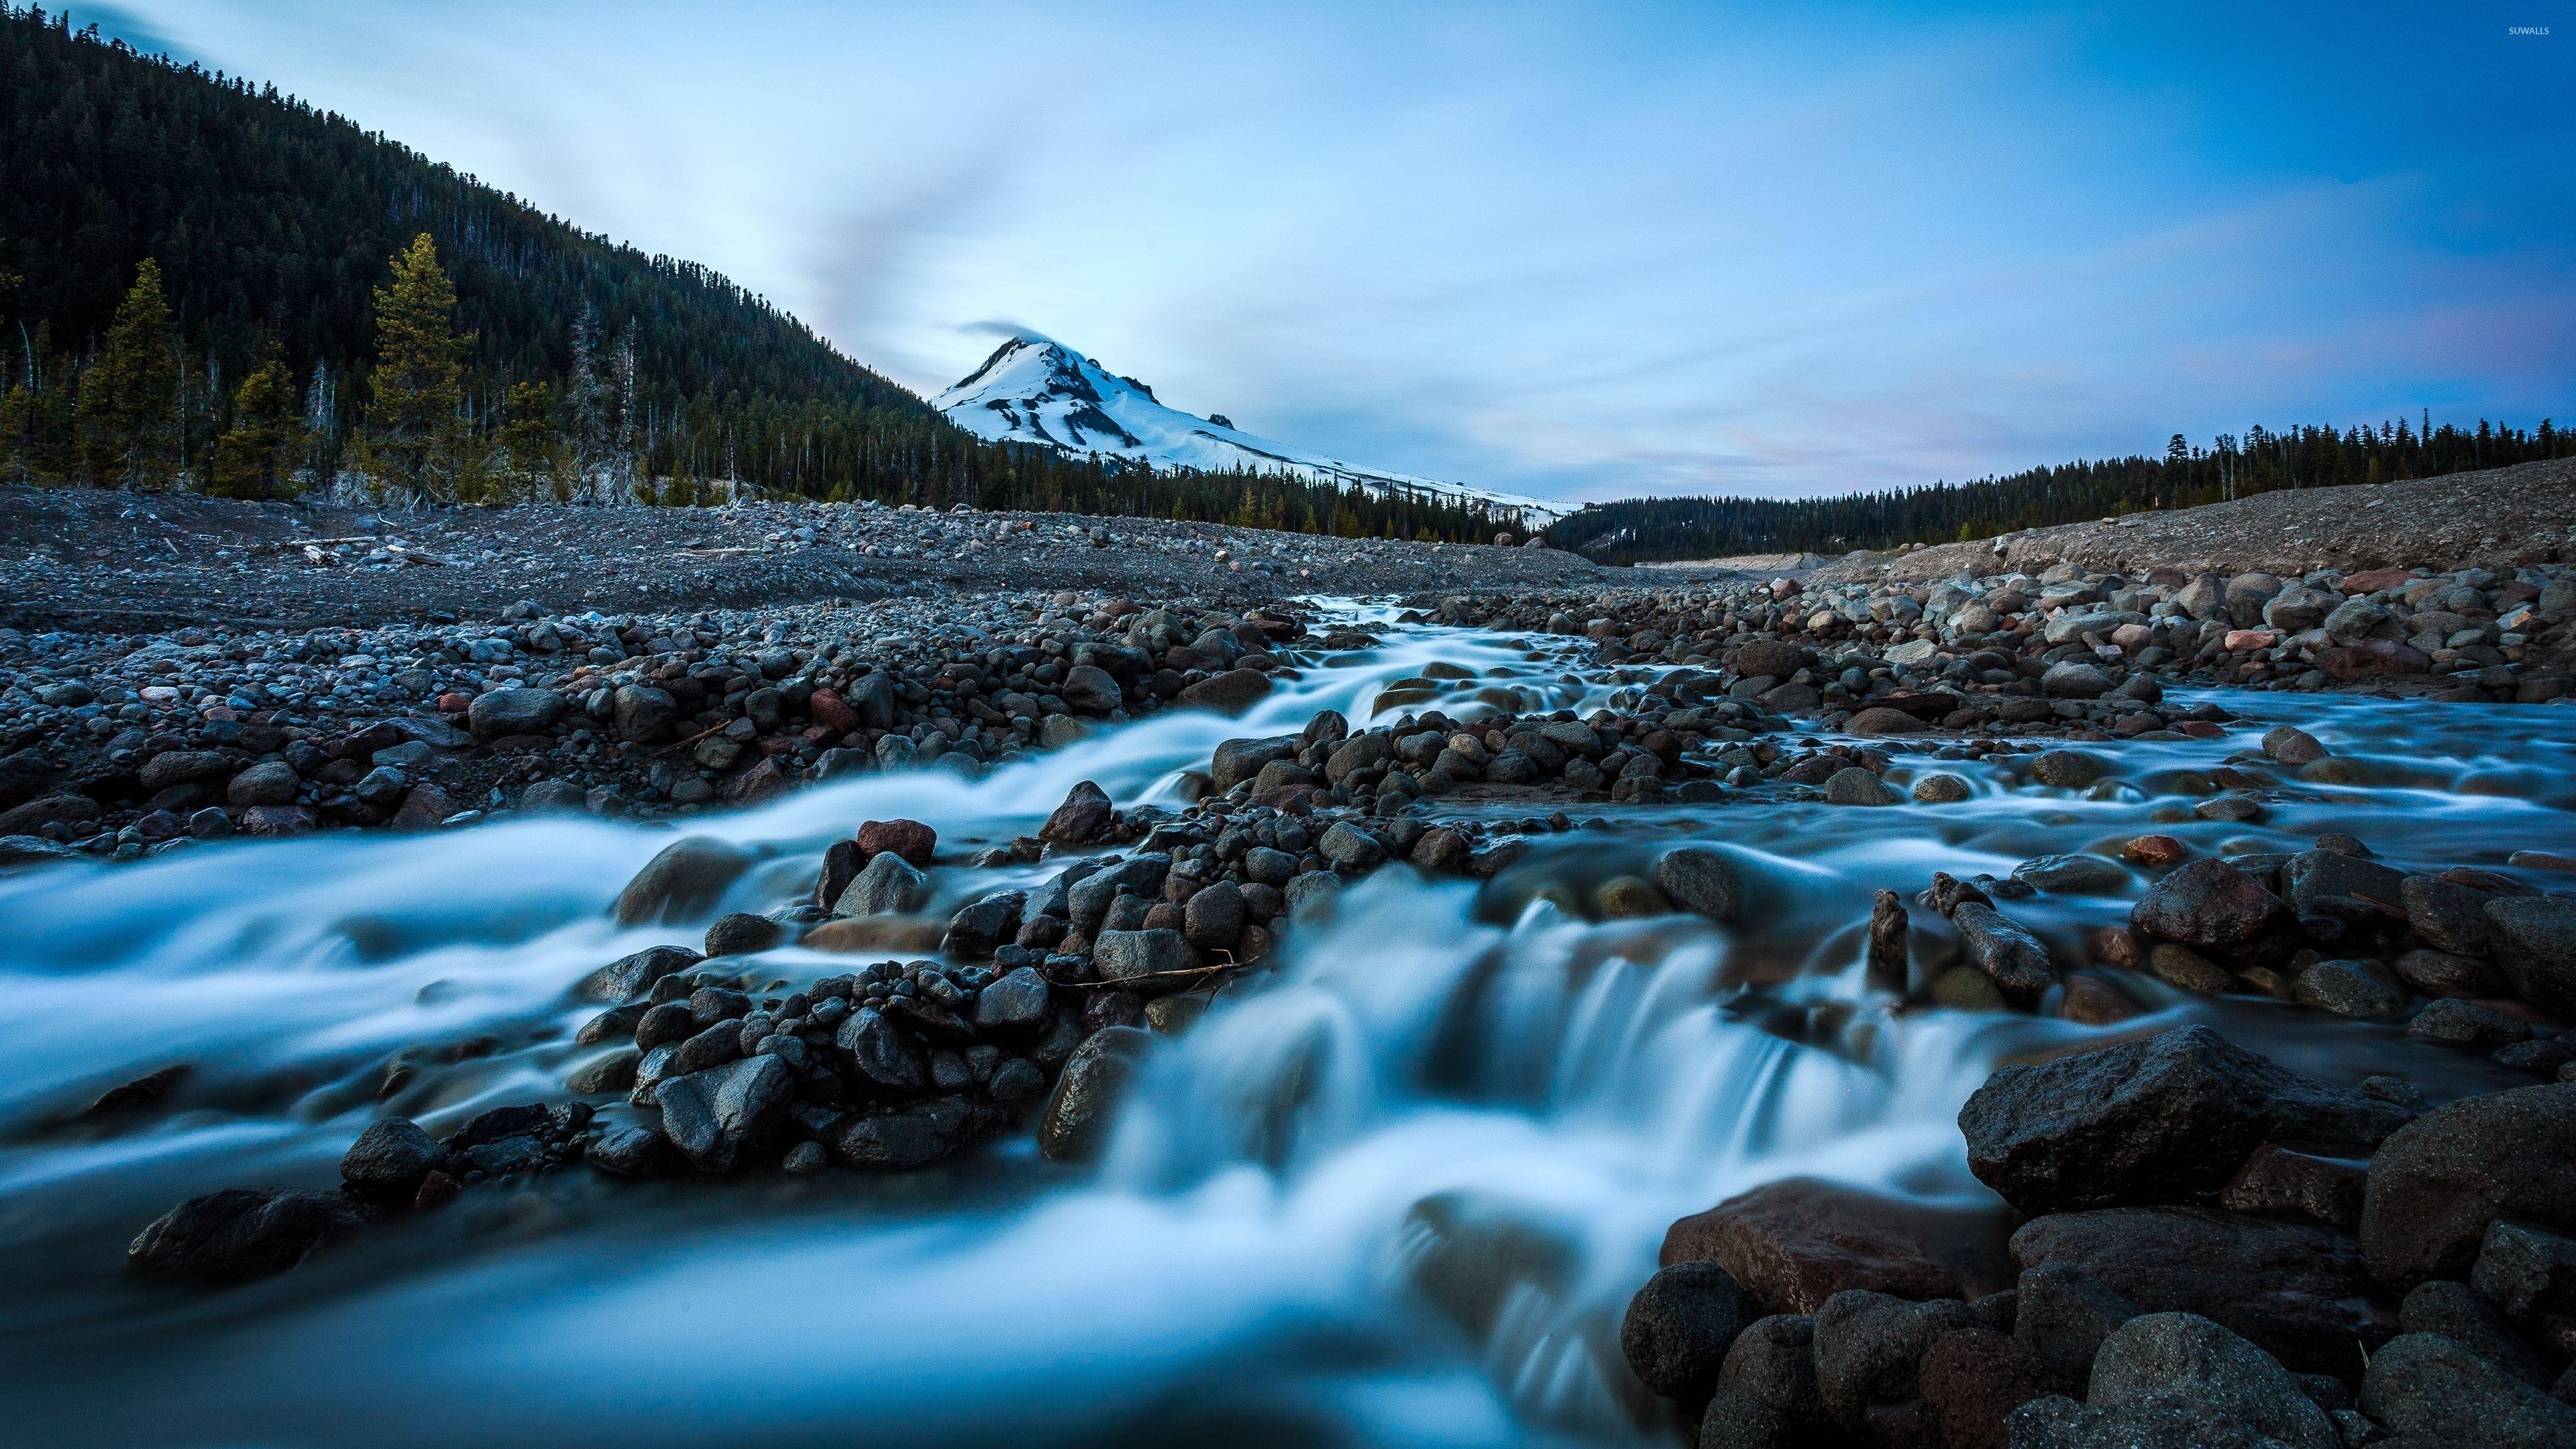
[0,488,1600,633]
[1816,458,2576,586]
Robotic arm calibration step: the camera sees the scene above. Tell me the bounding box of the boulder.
[611,684,677,742]
[835,850,930,916]
[2472,1220,2576,1326]
[2010,1207,2385,1379]
[835,1006,928,1093]
[2014,1261,2141,1389]
[1318,821,1388,872]
[2079,1311,2336,1449]
[1823,766,1893,806]
[2261,725,2328,766]
[702,912,783,957]
[856,818,938,865]
[2029,750,2108,788]
[653,1053,793,1172]
[1210,737,1299,792]
[1660,1175,2017,1314]
[574,943,705,1002]
[1093,928,1198,989]
[1176,668,1271,714]
[2359,1332,2576,1449]
[2359,1083,2576,1290]
[1040,780,1116,845]
[2398,1280,2554,1387]
[1812,1289,1978,1435]
[1844,706,1929,737]
[972,966,1053,1032]
[466,686,567,741]
[2485,897,2576,1017]
[941,890,1024,959]
[1654,846,1746,923]
[1714,1314,1831,1441]
[2129,860,2296,967]
[127,1187,370,1284]
[138,749,231,791]
[1621,1260,1758,1399]
[338,1117,438,1203]
[1037,1025,1152,1162]
[613,836,755,926]
[226,760,299,807]
[1951,902,2058,1002]
[1059,663,1122,715]
[1958,1025,2408,1215]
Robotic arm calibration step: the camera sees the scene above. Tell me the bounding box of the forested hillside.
[0,5,1510,541]
[1546,417,2575,564]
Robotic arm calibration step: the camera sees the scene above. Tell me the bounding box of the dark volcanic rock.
[1714,1313,1831,1441]
[1660,1175,2016,1315]
[1918,1326,2064,1449]
[127,1186,370,1284]
[1620,1260,1757,1400]
[654,1054,793,1172]
[338,1117,438,1203]
[1040,780,1116,845]
[2485,897,2576,1017]
[1957,1025,2408,1215]
[2359,1082,2576,1291]
[2010,1206,2386,1379]
[1811,1288,1978,1436]
[588,1125,681,1177]
[2359,1331,2576,1449]
[2128,858,2297,966]
[1037,1025,1152,1163]
[1951,901,2058,1002]
[574,943,705,1002]
[2013,1261,2142,1391]
[2398,1280,2555,1387]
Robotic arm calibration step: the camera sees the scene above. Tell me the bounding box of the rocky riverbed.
[3,491,2576,1448]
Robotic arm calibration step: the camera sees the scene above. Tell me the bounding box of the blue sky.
[89,1,2576,504]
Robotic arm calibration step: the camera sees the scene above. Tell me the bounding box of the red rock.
[435,692,473,714]
[2223,629,2277,651]
[2060,970,2147,1025]
[722,757,790,804]
[1845,706,1930,737]
[2340,567,2418,594]
[2174,720,2224,739]
[1660,1176,2016,1316]
[2086,925,2147,967]
[2121,835,2188,868]
[856,818,938,864]
[807,688,859,734]
[413,1169,461,1210]
[1919,1328,2065,1449]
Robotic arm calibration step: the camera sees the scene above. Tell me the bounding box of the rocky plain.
[7,457,2576,1449]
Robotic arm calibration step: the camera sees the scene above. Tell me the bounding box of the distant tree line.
[0,6,1515,543]
[1546,417,2575,564]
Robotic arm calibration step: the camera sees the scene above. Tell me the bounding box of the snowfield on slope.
[934,337,1566,524]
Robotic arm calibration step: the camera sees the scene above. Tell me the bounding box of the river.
[1,605,2566,1447]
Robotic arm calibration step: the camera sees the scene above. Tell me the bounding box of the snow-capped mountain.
[933,337,1563,523]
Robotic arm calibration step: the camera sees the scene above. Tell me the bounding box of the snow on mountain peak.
[933,336,1563,523]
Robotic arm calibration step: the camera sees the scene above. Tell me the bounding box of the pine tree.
[207,357,302,498]
[358,233,470,500]
[496,378,558,504]
[79,260,180,488]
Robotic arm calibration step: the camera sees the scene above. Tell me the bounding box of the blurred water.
[1,610,2570,1447]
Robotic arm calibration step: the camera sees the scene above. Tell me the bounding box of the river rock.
[1318,821,1387,872]
[466,686,566,741]
[1844,706,1929,737]
[2128,858,2297,966]
[2359,1082,2576,1290]
[1812,1289,1978,1436]
[1823,766,1892,806]
[2041,663,2111,698]
[2013,854,2129,894]
[588,1124,680,1177]
[856,818,938,864]
[1660,1175,2016,1314]
[2359,1332,2576,1449]
[1040,780,1116,844]
[835,1098,1007,1171]
[1694,1393,1792,1449]
[138,749,229,791]
[1951,902,2058,1002]
[1653,846,1745,923]
[2401,875,2496,957]
[703,912,783,957]
[2398,1280,2554,1387]
[835,1006,928,1093]
[836,850,930,916]
[1211,737,1298,792]
[1621,1260,1757,1399]
[1177,668,1271,714]
[2290,959,2403,1017]
[611,684,677,742]
[654,1053,792,1172]
[2010,1207,2384,1379]
[127,1186,370,1284]
[2218,1144,2365,1230]
[1183,879,1245,949]
[942,890,1024,958]
[2473,1220,2576,1326]
[1037,1025,1152,1162]
[574,943,705,1002]
[339,1117,438,1203]
[1917,1327,2064,1449]
[2072,1311,2337,1449]
[2485,897,2576,1017]
[1715,1313,1831,1441]
[1059,663,1122,715]
[2029,750,2107,788]
[1094,927,1197,989]
[225,760,299,806]
[972,966,1052,1032]
[1958,1025,2407,1216]
[614,836,755,926]
[2014,1261,2142,1389]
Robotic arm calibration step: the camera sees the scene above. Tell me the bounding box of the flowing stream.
[0,606,2569,1447]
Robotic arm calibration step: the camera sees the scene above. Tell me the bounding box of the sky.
[85,1,2576,505]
